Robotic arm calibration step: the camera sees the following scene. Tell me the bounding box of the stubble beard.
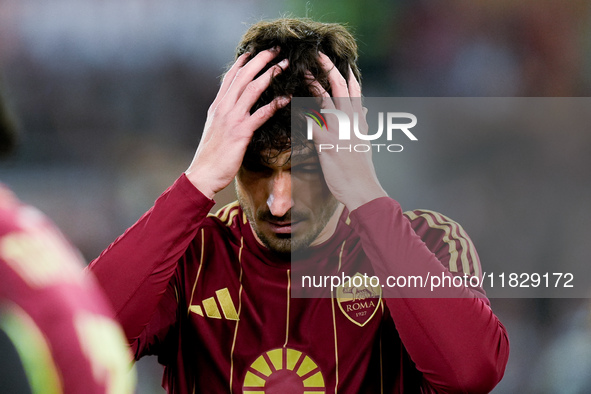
[236,189,339,255]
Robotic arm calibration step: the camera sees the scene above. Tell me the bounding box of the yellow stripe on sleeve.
[404,210,480,277]
[404,210,460,272]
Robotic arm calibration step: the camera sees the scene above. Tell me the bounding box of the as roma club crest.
[335,272,382,327]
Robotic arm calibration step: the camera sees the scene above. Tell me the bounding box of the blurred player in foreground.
[89,18,509,393]
[0,89,135,393]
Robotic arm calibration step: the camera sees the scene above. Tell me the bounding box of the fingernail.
[279,95,292,105]
[278,58,288,68]
[271,46,280,52]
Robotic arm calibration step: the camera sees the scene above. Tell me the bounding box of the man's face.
[236,146,339,255]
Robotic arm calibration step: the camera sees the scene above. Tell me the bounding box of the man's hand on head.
[306,53,387,211]
[185,47,290,199]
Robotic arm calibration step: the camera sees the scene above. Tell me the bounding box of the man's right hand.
[185,47,290,199]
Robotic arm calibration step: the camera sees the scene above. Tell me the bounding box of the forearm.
[350,198,509,393]
[384,298,508,393]
[87,174,214,341]
[88,49,288,344]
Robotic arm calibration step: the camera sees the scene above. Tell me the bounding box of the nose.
[267,171,293,217]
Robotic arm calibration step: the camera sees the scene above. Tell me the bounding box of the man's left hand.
[307,53,388,211]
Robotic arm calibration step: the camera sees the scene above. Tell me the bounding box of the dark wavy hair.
[235,18,360,164]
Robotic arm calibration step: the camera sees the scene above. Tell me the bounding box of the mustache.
[256,209,308,223]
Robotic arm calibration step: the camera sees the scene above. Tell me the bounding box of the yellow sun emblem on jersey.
[242,347,325,393]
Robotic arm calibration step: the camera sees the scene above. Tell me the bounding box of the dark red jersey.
[89,175,509,393]
[0,185,135,394]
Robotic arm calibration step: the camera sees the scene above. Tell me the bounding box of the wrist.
[344,186,388,212]
[184,171,217,200]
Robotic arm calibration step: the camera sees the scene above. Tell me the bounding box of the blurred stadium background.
[1,0,591,392]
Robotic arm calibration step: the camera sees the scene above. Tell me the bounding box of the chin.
[258,231,320,255]
[260,235,292,254]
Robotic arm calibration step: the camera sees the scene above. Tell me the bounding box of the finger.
[211,52,251,110]
[244,95,291,132]
[309,118,332,148]
[224,47,282,105]
[305,72,335,111]
[307,76,355,143]
[220,53,251,97]
[347,66,362,98]
[234,58,289,114]
[347,66,364,115]
[318,52,349,98]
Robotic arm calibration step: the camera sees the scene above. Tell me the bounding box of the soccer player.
[89,18,509,393]
[0,89,135,393]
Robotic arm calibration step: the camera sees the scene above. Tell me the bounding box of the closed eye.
[292,164,322,174]
[241,160,274,177]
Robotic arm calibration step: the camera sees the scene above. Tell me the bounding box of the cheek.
[293,177,332,208]
[236,177,270,210]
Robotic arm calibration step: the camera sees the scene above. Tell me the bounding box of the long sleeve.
[349,197,509,393]
[87,175,215,352]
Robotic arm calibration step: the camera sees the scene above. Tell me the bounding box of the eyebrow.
[291,150,319,163]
